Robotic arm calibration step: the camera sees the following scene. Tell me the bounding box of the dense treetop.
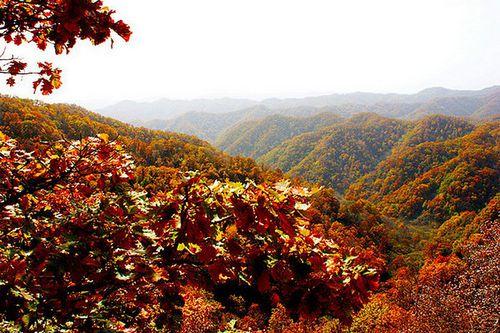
[347,122,499,225]
[399,114,475,147]
[260,113,410,193]
[0,131,383,331]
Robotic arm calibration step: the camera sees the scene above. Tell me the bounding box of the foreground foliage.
[350,207,499,333]
[0,0,130,94]
[0,133,381,331]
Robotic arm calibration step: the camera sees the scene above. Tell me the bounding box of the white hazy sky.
[1,0,499,109]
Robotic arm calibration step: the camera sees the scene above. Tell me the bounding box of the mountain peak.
[417,87,453,96]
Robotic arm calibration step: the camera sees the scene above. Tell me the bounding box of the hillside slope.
[259,115,480,193]
[288,114,410,192]
[97,97,256,123]
[216,113,344,159]
[0,96,273,182]
[156,89,498,144]
[96,86,499,140]
[400,114,475,147]
[260,114,410,192]
[405,96,490,119]
[154,105,365,142]
[146,105,275,141]
[346,122,499,225]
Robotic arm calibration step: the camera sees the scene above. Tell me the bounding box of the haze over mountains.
[96,86,500,142]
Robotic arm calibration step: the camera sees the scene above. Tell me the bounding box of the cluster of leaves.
[166,176,382,320]
[0,0,131,93]
[0,132,382,331]
[179,288,344,333]
[0,133,182,331]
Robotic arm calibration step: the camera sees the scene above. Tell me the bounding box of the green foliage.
[347,122,499,225]
[217,113,343,159]
[261,113,410,193]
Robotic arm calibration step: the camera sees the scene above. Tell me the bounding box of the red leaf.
[113,20,132,42]
[6,77,15,86]
[13,35,23,46]
[257,271,271,293]
[231,197,254,230]
[278,212,295,237]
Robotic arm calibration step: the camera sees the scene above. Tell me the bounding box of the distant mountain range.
[96,86,500,142]
[97,98,257,123]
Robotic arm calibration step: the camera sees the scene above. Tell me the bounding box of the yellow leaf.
[275,180,291,192]
[97,133,109,143]
[226,224,238,239]
[299,228,310,237]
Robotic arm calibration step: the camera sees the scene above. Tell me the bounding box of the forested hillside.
[216,113,343,159]
[98,85,500,122]
[399,114,475,147]
[0,96,277,183]
[260,114,410,192]
[150,105,363,142]
[98,98,257,123]
[142,105,276,141]
[474,93,500,119]
[347,122,499,225]
[0,95,498,332]
[242,114,485,195]
[407,96,487,119]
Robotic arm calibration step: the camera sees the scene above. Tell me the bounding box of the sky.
[1,0,500,109]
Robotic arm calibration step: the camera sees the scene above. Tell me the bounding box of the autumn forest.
[0,1,499,332]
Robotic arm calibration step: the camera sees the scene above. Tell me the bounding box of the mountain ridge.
[95,86,500,142]
[96,85,500,122]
